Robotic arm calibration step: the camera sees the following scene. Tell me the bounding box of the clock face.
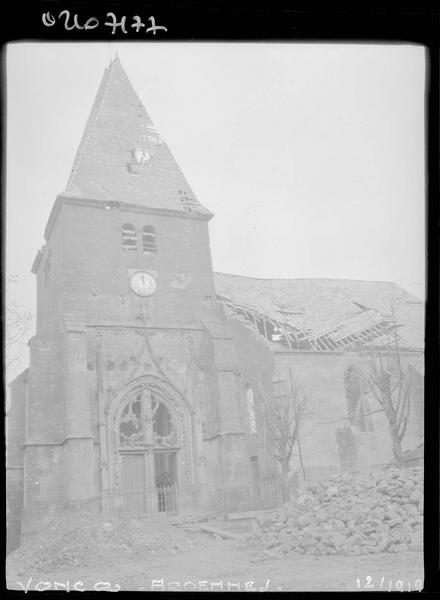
[130,271,157,297]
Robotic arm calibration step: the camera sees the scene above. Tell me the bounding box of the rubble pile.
[247,466,423,560]
[7,510,207,575]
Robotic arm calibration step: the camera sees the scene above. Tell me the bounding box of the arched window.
[121,223,137,251]
[118,393,178,448]
[142,225,157,253]
[246,386,257,434]
[344,366,374,432]
[152,400,177,447]
[119,395,144,446]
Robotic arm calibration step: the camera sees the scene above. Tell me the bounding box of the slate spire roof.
[63,57,210,215]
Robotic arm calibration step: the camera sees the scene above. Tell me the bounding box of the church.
[6,57,424,551]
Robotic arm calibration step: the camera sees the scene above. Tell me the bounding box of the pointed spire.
[63,57,210,215]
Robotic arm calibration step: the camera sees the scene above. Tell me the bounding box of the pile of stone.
[247,466,423,560]
[7,510,206,576]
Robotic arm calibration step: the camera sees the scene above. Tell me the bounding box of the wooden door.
[120,453,146,515]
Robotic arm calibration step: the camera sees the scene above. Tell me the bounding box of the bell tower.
[19,57,252,538]
[33,56,217,334]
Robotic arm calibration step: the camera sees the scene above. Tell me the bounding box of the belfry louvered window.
[122,223,137,251]
[142,225,157,253]
[178,190,197,212]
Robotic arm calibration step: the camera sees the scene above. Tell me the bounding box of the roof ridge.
[213,272,399,286]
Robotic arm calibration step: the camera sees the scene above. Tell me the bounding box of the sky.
[5,42,426,379]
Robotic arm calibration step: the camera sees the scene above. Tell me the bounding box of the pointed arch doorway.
[112,382,183,516]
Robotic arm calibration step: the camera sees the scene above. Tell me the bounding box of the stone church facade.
[7,58,424,551]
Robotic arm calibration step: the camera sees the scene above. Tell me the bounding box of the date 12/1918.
[356,576,423,591]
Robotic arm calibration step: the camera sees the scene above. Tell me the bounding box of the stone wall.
[274,350,424,481]
[44,198,217,328]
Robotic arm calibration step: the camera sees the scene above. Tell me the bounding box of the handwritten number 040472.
[42,11,167,35]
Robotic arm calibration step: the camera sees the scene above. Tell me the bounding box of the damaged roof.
[63,57,211,217]
[214,273,424,351]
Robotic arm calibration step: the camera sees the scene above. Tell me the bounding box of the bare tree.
[256,367,316,501]
[5,276,32,377]
[361,303,419,467]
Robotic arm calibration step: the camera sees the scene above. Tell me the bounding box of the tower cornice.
[43,195,214,242]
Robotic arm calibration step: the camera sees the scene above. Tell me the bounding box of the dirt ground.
[7,534,424,592]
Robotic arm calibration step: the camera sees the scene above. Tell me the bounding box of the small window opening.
[122,223,137,251]
[142,225,157,253]
[145,124,162,145]
[133,148,151,165]
[178,190,197,212]
[125,147,152,174]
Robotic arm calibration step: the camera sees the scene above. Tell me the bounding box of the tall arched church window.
[246,386,257,434]
[121,223,137,251]
[142,225,157,253]
[344,366,374,432]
